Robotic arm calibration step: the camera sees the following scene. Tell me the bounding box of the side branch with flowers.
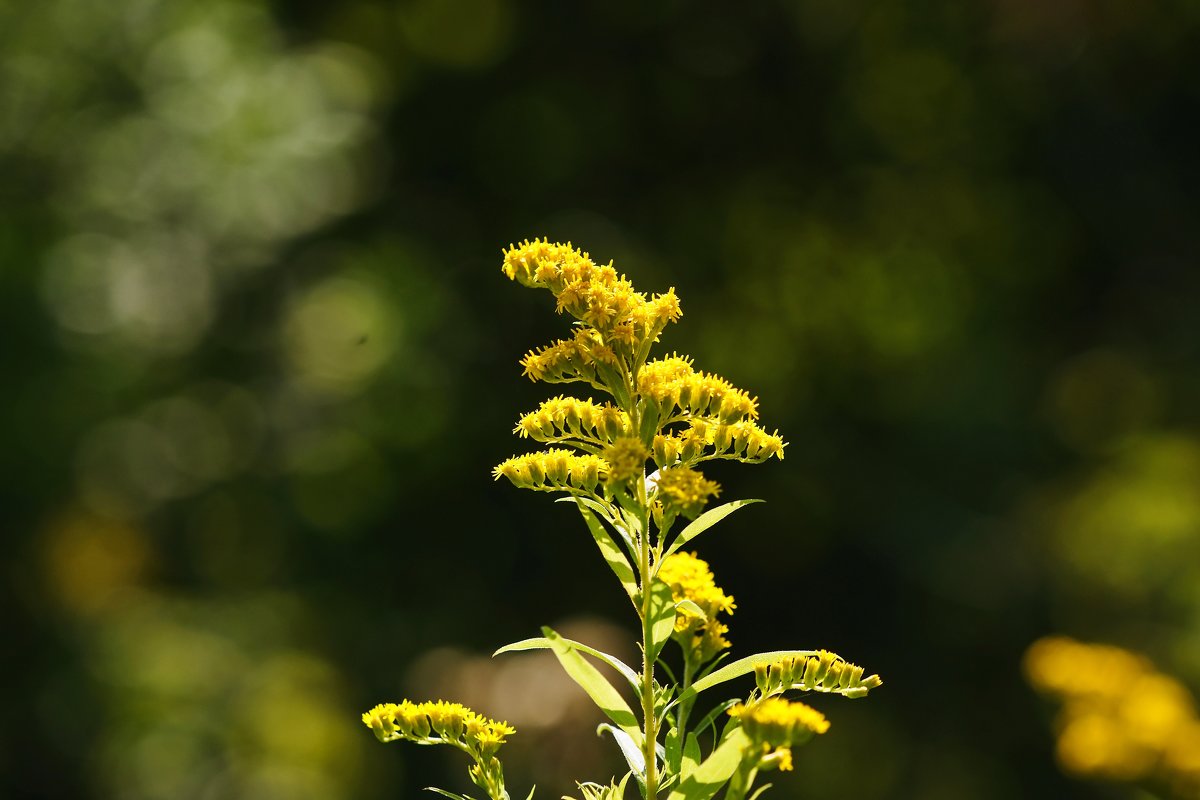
[362,239,882,800]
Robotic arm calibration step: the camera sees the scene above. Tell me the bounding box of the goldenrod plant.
[362,239,882,800]
[1025,636,1200,798]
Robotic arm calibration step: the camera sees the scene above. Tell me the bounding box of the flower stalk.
[359,239,882,800]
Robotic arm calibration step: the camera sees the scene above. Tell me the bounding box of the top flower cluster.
[502,238,682,342]
[495,239,784,517]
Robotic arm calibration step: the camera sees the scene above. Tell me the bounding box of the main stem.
[639,499,658,799]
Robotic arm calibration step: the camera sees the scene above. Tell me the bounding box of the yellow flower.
[657,551,735,662]
[361,699,515,757]
[515,396,630,445]
[729,697,830,746]
[761,745,793,772]
[1024,636,1200,789]
[520,332,599,384]
[637,355,759,424]
[655,466,720,518]
[603,437,650,486]
[493,449,607,493]
[501,239,596,289]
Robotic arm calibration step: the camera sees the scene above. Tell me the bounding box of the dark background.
[4,1,1200,798]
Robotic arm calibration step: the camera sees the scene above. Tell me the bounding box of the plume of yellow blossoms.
[493,239,784,515]
[753,650,883,700]
[361,238,882,800]
[658,551,736,663]
[362,700,515,799]
[727,698,831,773]
[1025,636,1200,797]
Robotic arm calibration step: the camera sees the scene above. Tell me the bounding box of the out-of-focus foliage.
[2,0,1199,798]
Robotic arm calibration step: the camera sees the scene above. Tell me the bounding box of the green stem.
[639,495,659,799]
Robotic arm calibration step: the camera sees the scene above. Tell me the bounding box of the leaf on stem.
[677,651,820,703]
[667,727,752,800]
[598,723,646,777]
[426,788,476,800]
[538,627,644,747]
[493,636,640,694]
[647,578,677,663]
[571,499,638,601]
[663,500,763,560]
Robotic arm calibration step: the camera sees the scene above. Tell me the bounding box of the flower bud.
[755,663,770,694]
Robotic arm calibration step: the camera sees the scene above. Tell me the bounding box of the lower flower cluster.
[727,697,831,773]
[363,700,516,800]
[362,700,515,754]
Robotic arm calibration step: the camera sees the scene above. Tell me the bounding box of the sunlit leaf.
[663,500,762,559]
[598,723,645,777]
[493,636,640,694]
[678,650,820,703]
[668,727,751,800]
[539,627,643,746]
[647,578,677,663]
[573,499,638,601]
[426,788,475,800]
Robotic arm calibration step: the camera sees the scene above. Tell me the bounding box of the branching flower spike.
[360,239,882,800]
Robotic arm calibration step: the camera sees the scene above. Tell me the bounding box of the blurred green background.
[4,0,1200,798]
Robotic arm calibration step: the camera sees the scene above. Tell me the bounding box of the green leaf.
[647,578,677,663]
[663,500,762,559]
[678,650,819,704]
[574,500,638,601]
[493,636,640,694]
[674,599,706,621]
[524,787,536,800]
[614,492,645,537]
[598,723,646,777]
[540,627,643,746]
[681,732,701,777]
[425,788,475,800]
[691,698,741,740]
[747,785,772,800]
[668,727,752,800]
[664,721,682,773]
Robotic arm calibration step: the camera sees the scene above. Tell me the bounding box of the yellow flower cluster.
[362,700,516,755]
[638,355,759,424]
[657,551,734,663]
[754,651,883,700]
[493,449,607,493]
[729,697,831,747]
[520,328,614,385]
[655,466,721,519]
[604,437,651,486]
[652,418,785,469]
[501,239,682,357]
[515,396,630,444]
[1025,636,1200,793]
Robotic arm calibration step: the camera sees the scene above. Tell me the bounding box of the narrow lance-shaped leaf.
[663,500,763,560]
[539,627,644,747]
[646,578,677,663]
[667,727,752,800]
[572,500,638,602]
[426,789,476,800]
[681,732,702,778]
[493,636,641,694]
[598,723,647,777]
[676,650,820,704]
